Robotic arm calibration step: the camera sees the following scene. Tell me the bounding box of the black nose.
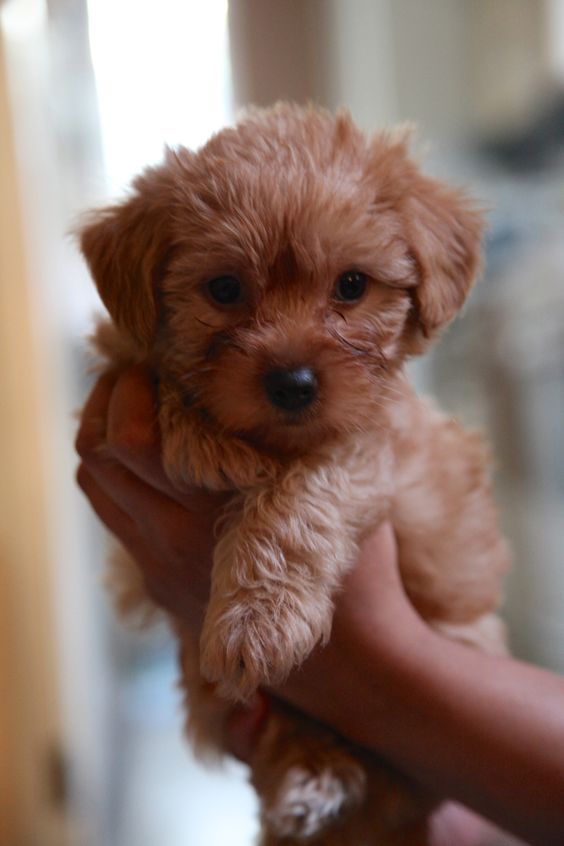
[264,367,318,411]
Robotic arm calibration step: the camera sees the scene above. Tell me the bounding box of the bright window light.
[1,0,47,41]
[86,0,233,194]
[547,0,564,83]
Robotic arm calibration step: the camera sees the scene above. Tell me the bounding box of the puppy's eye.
[335,271,368,302]
[207,275,242,305]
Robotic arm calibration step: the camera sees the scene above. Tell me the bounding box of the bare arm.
[76,366,564,846]
[281,534,564,846]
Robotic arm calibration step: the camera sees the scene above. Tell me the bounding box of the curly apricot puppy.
[80,104,509,845]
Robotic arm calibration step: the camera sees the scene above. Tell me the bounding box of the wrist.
[279,592,437,757]
[335,603,439,755]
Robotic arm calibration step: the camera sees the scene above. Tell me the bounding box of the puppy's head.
[81,105,483,453]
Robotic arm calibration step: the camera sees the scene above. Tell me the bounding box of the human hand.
[75,365,227,629]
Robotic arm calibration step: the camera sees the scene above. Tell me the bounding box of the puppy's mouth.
[179,361,328,453]
[236,410,325,457]
[276,411,313,427]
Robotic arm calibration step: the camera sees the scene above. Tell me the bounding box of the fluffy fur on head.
[81,105,483,457]
[81,104,507,846]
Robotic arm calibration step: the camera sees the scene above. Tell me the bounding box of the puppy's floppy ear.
[404,172,484,338]
[370,130,484,341]
[79,161,176,350]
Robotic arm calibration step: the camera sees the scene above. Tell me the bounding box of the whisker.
[194,316,222,330]
[329,327,372,357]
[328,326,394,375]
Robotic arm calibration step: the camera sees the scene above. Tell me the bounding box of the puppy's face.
[160,185,415,453]
[81,106,483,454]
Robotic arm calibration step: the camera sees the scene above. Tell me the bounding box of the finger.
[77,366,184,502]
[356,522,400,583]
[225,692,271,763]
[80,446,198,536]
[80,449,217,590]
[333,522,401,629]
[105,366,170,491]
[106,366,220,510]
[78,463,207,623]
[75,370,118,457]
[76,462,139,551]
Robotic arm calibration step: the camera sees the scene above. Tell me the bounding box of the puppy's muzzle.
[263,366,318,412]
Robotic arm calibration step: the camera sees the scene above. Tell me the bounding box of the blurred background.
[1,1,563,843]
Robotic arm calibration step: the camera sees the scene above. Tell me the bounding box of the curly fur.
[80,104,509,844]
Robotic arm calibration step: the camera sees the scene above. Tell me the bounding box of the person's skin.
[76,366,564,846]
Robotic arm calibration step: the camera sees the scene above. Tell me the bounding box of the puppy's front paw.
[264,761,366,840]
[200,592,331,701]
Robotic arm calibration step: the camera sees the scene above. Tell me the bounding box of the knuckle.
[107,415,149,458]
[75,431,91,460]
[75,417,106,460]
[75,463,90,492]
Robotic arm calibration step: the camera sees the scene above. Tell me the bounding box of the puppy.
[80,104,509,845]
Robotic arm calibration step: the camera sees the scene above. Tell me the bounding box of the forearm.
[287,618,564,846]
[378,627,564,844]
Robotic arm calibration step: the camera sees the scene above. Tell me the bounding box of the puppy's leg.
[252,703,367,842]
[176,626,232,760]
[199,461,359,701]
[252,704,434,846]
